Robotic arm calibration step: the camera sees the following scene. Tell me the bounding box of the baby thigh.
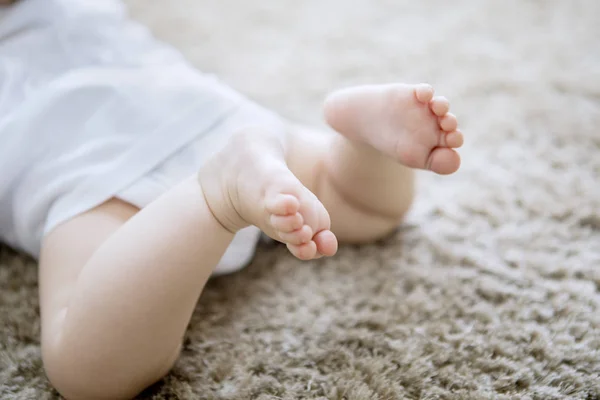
[39,178,235,399]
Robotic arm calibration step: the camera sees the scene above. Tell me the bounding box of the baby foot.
[323,83,464,174]
[198,127,337,260]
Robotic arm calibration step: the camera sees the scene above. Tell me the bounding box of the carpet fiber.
[1,0,600,399]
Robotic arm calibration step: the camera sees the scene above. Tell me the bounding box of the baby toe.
[445,130,464,148]
[278,225,313,245]
[439,113,458,132]
[426,147,461,175]
[313,230,338,257]
[270,213,304,233]
[430,96,450,117]
[265,194,300,216]
[414,84,434,103]
[287,241,318,260]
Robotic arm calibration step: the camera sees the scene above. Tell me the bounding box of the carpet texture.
[1,0,600,399]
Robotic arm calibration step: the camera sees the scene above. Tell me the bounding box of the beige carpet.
[2,0,600,398]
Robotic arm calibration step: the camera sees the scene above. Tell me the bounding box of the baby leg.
[287,83,463,243]
[40,179,234,399]
[39,126,335,400]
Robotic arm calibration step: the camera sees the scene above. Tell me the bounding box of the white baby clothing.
[0,0,282,275]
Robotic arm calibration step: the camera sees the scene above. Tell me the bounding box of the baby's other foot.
[324,83,464,175]
[198,127,337,260]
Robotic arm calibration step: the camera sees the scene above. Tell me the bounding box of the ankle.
[196,166,247,235]
[196,126,284,233]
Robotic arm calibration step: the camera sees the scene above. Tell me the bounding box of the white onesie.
[0,0,281,275]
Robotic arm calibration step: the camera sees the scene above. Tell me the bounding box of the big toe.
[267,181,336,260]
[287,229,337,260]
[297,189,332,236]
[426,147,461,175]
[294,192,337,259]
[313,230,338,257]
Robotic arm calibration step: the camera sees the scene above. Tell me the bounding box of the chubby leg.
[40,180,234,399]
[288,83,463,243]
[288,131,416,243]
[40,128,336,399]
[38,82,461,398]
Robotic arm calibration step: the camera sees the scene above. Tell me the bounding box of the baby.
[0,0,463,398]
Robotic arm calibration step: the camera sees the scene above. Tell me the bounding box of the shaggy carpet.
[1,0,600,399]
